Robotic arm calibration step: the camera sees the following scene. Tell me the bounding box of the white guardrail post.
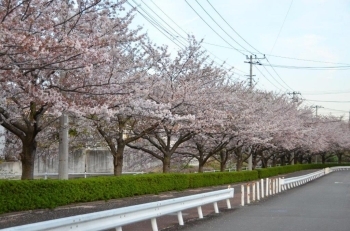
[241,184,245,206]
[2,188,234,231]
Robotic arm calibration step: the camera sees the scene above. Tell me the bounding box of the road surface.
[176,171,350,231]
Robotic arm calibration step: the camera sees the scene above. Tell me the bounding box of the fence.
[1,188,234,231]
[240,166,349,206]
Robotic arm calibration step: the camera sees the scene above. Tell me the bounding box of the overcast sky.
[125,0,350,119]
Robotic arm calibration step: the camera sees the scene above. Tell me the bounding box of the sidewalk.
[0,169,319,230]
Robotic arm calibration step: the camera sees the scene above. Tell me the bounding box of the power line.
[148,0,240,76]
[266,54,350,66]
[301,91,350,95]
[304,99,350,103]
[202,42,350,65]
[270,0,294,53]
[205,0,262,54]
[254,66,285,92]
[265,57,294,91]
[260,63,350,70]
[130,0,239,77]
[184,0,246,56]
[127,1,186,49]
[195,0,252,54]
[323,108,348,113]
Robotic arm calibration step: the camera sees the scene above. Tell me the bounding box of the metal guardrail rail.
[280,169,325,190]
[1,188,234,231]
[329,166,350,171]
[240,166,350,206]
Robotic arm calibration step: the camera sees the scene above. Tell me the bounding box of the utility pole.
[58,113,69,180]
[244,55,264,171]
[287,91,301,102]
[312,105,324,117]
[244,55,265,88]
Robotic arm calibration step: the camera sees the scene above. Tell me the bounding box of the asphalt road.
[174,171,350,231]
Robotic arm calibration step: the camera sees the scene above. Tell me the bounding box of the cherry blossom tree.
[0,0,145,179]
[128,38,231,173]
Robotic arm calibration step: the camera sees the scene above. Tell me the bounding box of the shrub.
[0,163,347,214]
[0,171,258,214]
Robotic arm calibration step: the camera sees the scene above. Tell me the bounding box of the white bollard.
[257,181,260,201]
[226,199,231,209]
[177,211,184,225]
[151,218,158,231]
[252,183,256,201]
[116,227,122,231]
[247,184,251,204]
[197,206,203,219]
[266,178,269,197]
[278,178,282,192]
[272,179,275,195]
[269,179,272,195]
[261,179,264,198]
[241,184,245,206]
[213,202,219,213]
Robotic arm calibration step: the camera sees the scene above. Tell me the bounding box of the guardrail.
[280,169,325,190]
[2,188,234,231]
[329,166,350,172]
[240,166,350,206]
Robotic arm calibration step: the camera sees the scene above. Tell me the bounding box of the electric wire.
[203,42,350,65]
[139,0,243,77]
[184,0,246,56]
[304,99,350,103]
[301,91,350,95]
[265,57,294,91]
[130,0,188,48]
[194,0,253,54]
[254,66,285,92]
[130,1,348,117]
[205,0,262,54]
[126,1,186,49]
[270,0,294,53]
[191,1,293,89]
[259,63,350,70]
[323,108,348,113]
[129,0,239,77]
[260,64,290,91]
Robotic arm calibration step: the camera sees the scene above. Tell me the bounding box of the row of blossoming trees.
[1,0,350,180]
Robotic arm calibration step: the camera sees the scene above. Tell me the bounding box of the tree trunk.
[236,160,242,171]
[219,150,227,172]
[252,153,257,170]
[307,156,312,164]
[272,156,277,167]
[163,154,171,173]
[21,139,37,180]
[220,161,226,172]
[337,153,343,164]
[113,143,125,176]
[261,157,268,168]
[280,154,286,166]
[198,161,204,173]
[321,154,326,164]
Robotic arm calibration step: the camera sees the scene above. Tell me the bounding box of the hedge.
[0,171,258,214]
[0,163,348,214]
